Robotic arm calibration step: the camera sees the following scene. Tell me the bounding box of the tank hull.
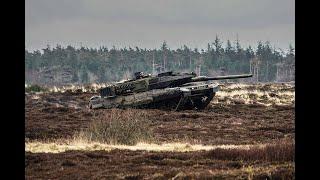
[89,84,219,110]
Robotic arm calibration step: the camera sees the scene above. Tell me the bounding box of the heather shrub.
[76,109,153,145]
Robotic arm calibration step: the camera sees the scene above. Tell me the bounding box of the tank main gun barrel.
[191,74,253,82]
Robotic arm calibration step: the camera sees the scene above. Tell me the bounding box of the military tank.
[89,71,252,110]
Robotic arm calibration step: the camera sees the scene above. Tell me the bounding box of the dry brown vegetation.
[214,83,294,106]
[206,140,294,162]
[25,141,294,179]
[25,83,295,179]
[75,109,153,145]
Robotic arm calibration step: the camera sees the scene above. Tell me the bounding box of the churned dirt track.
[25,83,295,179]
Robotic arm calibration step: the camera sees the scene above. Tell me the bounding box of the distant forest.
[25,36,295,85]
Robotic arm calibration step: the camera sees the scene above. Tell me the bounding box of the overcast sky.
[25,0,294,51]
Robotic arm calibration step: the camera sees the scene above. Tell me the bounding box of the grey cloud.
[26,0,294,26]
[25,0,294,50]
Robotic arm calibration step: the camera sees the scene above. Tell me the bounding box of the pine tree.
[80,65,89,83]
[213,35,222,56]
[225,40,233,55]
[25,41,292,84]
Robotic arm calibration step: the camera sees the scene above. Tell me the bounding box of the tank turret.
[99,71,252,97]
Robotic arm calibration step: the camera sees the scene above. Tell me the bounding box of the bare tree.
[250,57,261,82]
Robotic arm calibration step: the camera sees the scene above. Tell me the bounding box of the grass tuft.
[75,109,153,145]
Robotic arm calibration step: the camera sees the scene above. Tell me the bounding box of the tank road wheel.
[179,98,193,110]
[194,92,215,110]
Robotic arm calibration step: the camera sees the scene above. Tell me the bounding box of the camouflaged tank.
[89,71,252,110]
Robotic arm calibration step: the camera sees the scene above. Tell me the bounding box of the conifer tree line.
[25,36,295,85]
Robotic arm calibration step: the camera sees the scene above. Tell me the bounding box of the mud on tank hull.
[89,84,219,110]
